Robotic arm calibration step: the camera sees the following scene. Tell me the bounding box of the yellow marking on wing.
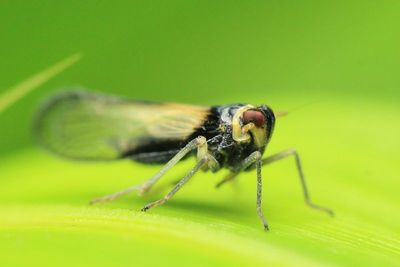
[0,53,83,113]
[34,90,212,160]
[147,103,209,138]
[121,102,209,138]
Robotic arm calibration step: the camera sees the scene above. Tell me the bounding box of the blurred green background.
[0,1,399,266]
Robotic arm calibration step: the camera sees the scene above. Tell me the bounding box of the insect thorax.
[204,104,266,171]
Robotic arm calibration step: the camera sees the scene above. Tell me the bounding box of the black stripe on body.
[121,107,222,164]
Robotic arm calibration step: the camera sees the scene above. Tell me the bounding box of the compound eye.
[243,110,266,127]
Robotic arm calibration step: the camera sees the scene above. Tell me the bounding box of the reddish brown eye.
[243,110,266,127]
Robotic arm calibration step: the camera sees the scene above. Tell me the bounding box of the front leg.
[236,151,269,230]
[262,149,334,216]
[217,148,334,220]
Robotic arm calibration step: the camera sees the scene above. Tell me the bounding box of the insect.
[34,90,333,230]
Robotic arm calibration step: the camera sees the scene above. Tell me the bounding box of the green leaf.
[0,98,399,267]
[1,1,399,266]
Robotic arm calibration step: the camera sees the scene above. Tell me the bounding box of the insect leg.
[90,136,208,205]
[215,172,239,188]
[238,151,269,230]
[141,157,208,211]
[215,147,260,188]
[256,154,269,231]
[262,149,334,216]
[218,149,334,216]
[168,149,220,187]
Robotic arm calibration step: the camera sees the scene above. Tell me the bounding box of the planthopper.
[34,90,333,230]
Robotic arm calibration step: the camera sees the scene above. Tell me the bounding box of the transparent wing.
[34,90,210,160]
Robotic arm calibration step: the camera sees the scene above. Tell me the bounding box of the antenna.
[275,100,321,118]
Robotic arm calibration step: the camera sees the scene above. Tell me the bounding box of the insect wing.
[34,91,210,160]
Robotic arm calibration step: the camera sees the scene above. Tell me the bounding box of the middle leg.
[90,136,208,205]
[141,152,218,211]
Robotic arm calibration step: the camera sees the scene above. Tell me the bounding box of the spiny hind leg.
[90,136,208,205]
